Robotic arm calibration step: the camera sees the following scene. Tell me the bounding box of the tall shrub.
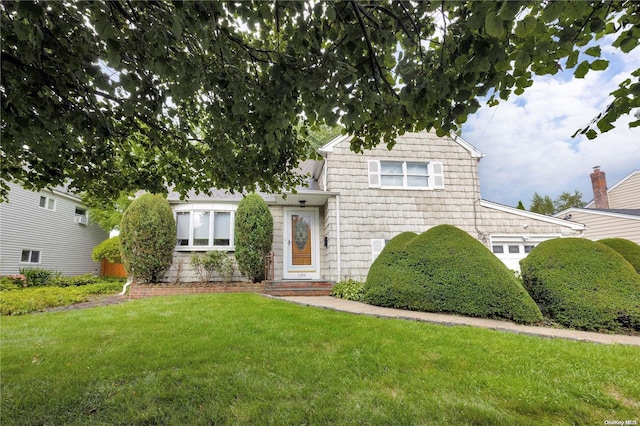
[234,194,273,282]
[120,194,176,283]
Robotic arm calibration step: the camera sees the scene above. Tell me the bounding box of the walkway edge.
[270,295,640,346]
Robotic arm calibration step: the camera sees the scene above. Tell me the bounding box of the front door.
[284,209,320,280]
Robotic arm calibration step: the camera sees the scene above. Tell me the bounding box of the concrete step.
[264,281,334,296]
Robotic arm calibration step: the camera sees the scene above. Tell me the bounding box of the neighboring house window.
[175,210,234,249]
[39,195,55,211]
[492,243,538,255]
[371,239,387,263]
[74,207,88,225]
[368,160,444,189]
[21,250,41,264]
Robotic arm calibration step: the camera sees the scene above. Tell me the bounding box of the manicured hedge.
[520,238,640,333]
[363,232,417,308]
[364,225,543,324]
[92,236,123,264]
[598,238,640,274]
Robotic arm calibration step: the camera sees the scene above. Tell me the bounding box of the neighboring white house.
[165,131,586,282]
[555,168,640,244]
[0,182,108,276]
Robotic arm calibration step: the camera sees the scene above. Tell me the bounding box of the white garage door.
[490,235,560,272]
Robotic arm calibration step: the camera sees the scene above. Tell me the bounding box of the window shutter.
[371,239,386,262]
[368,160,381,188]
[431,162,444,189]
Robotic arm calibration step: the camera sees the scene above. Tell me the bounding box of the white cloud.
[462,54,640,208]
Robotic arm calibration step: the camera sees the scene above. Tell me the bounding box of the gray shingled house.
[0,182,108,276]
[165,131,585,284]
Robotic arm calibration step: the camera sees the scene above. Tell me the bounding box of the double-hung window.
[176,210,234,249]
[368,160,444,189]
[39,195,55,211]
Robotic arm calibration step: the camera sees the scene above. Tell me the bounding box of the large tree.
[529,190,585,215]
[2,1,638,202]
[529,192,555,216]
[553,190,586,212]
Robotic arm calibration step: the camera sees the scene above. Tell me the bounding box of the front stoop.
[264,281,334,297]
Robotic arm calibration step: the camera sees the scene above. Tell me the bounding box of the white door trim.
[283,208,320,280]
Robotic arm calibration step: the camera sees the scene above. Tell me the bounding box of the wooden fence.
[101,260,127,278]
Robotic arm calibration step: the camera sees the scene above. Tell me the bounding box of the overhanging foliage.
[2,1,638,202]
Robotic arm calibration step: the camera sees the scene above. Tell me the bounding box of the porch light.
[299,200,307,208]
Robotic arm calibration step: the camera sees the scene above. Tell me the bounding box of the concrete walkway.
[273,296,640,346]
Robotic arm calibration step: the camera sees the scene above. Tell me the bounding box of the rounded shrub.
[120,194,176,283]
[363,232,417,307]
[598,238,640,274]
[91,236,123,264]
[234,194,273,282]
[520,238,640,332]
[365,225,543,324]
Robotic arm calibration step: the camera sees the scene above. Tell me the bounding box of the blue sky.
[461,45,640,208]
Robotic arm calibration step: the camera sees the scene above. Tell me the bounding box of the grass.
[0,281,123,315]
[1,293,639,425]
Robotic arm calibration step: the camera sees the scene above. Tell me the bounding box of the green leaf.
[497,1,521,21]
[585,129,598,139]
[583,46,601,57]
[326,5,335,21]
[566,50,579,69]
[574,61,590,78]
[590,59,609,71]
[485,13,505,38]
[514,16,537,38]
[620,37,638,53]
[596,119,614,133]
[629,119,640,128]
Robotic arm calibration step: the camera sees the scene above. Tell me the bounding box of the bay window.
[175,210,234,249]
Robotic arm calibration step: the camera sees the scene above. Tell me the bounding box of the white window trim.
[38,195,56,211]
[367,160,444,190]
[174,208,236,251]
[489,235,561,256]
[20,249,41,264]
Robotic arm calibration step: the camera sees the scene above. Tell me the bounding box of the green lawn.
[1,294,638,425]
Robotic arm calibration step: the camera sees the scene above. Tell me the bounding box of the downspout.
[471,157,488,243]
[118,278,133,296]
[336,194,341,281]
[323,158,328,192]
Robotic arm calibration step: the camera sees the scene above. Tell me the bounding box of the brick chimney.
[590,166,610,209]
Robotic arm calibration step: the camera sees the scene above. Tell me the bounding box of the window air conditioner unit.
[74,215,88,225]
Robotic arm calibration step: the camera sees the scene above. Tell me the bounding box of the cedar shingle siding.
[322,132,583,280]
